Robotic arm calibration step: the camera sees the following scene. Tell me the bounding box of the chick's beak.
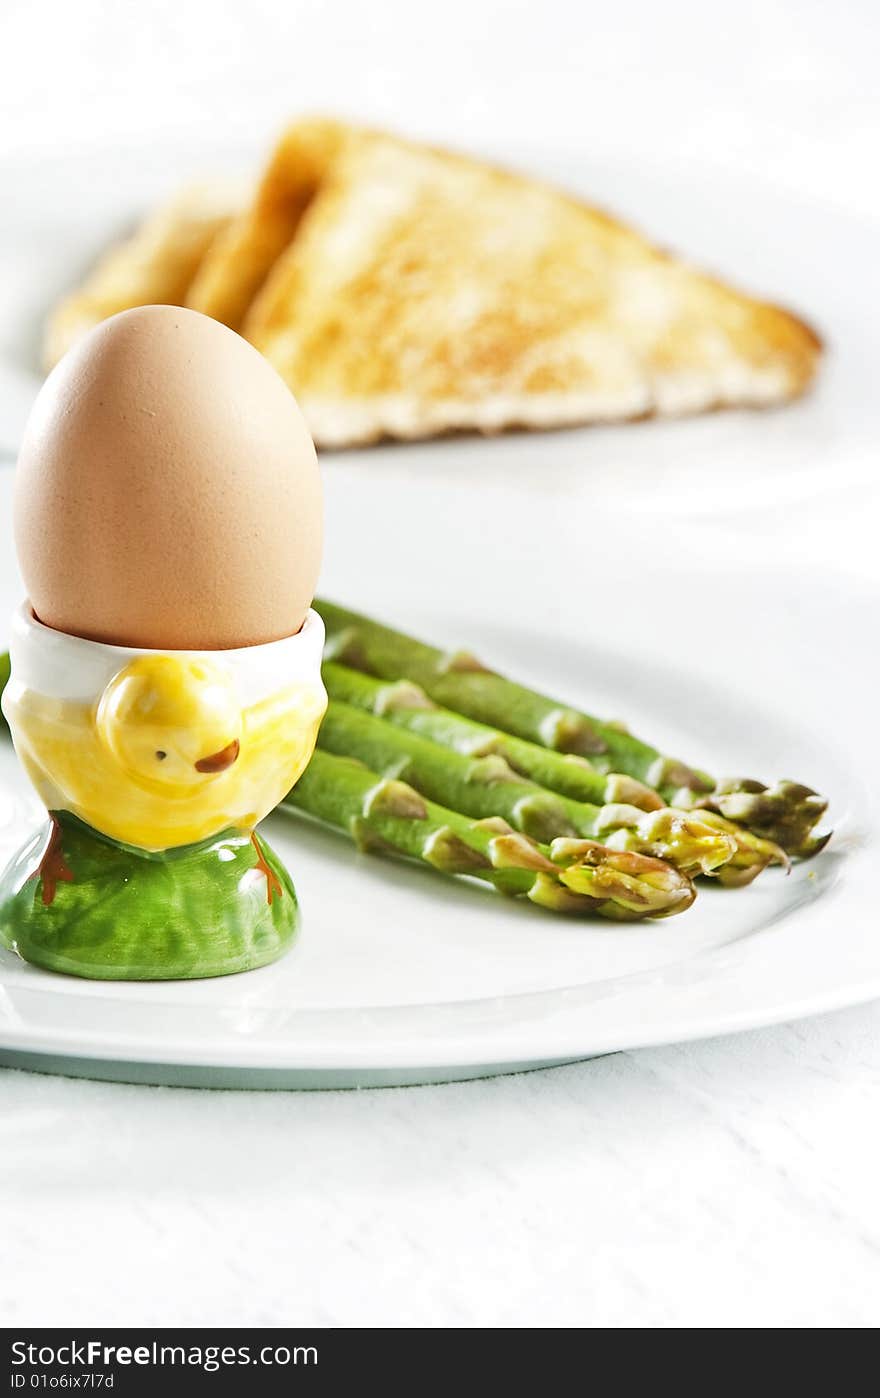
[195,738,241,773]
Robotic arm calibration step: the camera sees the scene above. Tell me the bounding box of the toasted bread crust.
[236,123,821,444]
[186,118,350,332]
[46,120,822,444]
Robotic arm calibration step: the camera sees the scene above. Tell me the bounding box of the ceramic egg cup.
[0,607,326,980]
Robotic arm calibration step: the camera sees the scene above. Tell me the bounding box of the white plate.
[1,143,879,518]
[0,459,875,1087]
[0,146,876,1086]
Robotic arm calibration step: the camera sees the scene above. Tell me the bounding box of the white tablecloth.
[1,0,878,1329]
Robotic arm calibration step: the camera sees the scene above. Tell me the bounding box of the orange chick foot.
[30,814,74,907]
[250,831,283,905]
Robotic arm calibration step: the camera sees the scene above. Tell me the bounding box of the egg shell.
[14,305,322,650]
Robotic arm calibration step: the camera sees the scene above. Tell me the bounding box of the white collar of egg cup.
[5,603,326,705]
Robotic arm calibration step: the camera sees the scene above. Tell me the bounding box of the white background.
[2,0,879,1329]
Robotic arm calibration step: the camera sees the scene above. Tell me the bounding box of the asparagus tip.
[692,809,790,887]
[704,778,831,860]
[550,838,696,919]
[591,806,737,877]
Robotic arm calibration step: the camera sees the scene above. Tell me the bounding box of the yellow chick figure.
[1,305,326,980]
[98,656,245,791]
[4,610,327,853]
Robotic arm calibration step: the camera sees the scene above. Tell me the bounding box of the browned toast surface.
[46,120,822,445]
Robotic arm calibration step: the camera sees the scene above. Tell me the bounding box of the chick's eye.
[155,750,167,761]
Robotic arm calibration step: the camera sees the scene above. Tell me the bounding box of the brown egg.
[15,305,322,650]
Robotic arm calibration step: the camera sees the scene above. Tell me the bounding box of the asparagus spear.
[323,663,786,886]
[324,661,661,810]
[0,644,785,884]
[317,601,829,858]
[283,750,695,920]
[318,699,740,879]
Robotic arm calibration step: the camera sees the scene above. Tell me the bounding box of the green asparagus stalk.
[318,699,741,880]
[324,661,662,810]
[317,601,829,859]
[283,750,695,920]
[323,663,786,886]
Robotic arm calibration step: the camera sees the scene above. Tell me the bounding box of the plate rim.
[0,835,875,1073]
[0,559,876,1080]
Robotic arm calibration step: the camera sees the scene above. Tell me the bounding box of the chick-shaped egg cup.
[0,606,326,978]
[0,304,326,980]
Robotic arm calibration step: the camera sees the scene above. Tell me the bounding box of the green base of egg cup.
[0,812,298,981]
